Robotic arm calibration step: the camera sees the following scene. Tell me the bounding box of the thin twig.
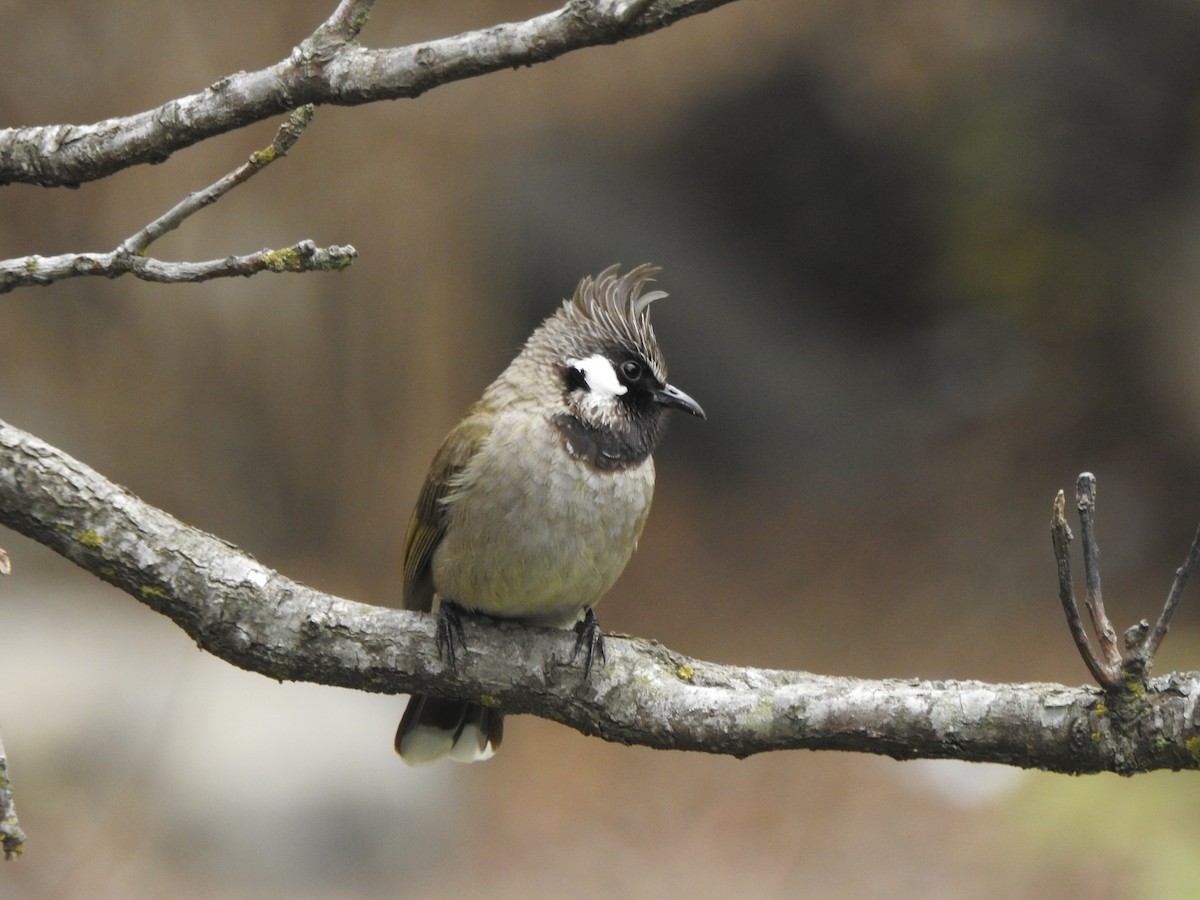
[120,105,316,255]
[0,107,357,293]
[1052,489,1118,687]
[1054,472,1200,684]
[1075,474,1122,674]
[616,0,661,25]
[309,0,375,44]
[1138,521,1200,665]
[0,241,356,293]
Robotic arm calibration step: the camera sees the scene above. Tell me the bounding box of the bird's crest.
[563,263,668,382]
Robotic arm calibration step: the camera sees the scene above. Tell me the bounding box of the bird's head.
[548,264,704,443]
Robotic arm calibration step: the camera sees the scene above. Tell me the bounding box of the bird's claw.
[436,601,468,672]
[571,607,607,679]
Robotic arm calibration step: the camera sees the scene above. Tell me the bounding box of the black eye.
[618,359,643,383]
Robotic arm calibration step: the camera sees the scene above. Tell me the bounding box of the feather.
[401,407,494,613]
[561,263,670,384]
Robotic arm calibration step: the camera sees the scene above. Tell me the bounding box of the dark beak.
[655,383,706,420]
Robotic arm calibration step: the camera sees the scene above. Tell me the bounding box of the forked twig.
[1051,472,1200,688]
[0,106,356,293]
[120,106,317,255]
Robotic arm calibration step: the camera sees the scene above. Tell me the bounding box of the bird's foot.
[571,607,607,679]
[436,601,468,672]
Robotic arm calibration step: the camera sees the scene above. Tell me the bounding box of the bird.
[394,263,705,764]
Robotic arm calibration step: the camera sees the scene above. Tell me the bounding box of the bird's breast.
[431,410,655,626]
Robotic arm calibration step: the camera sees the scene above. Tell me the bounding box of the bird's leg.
[436,601,468,672]
[571,606,607,678]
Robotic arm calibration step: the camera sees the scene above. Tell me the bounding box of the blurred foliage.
[1009,763,1200,900]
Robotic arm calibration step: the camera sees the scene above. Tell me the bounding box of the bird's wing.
[401,406,494,612]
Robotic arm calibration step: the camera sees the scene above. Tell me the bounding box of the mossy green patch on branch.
[260,245,355,273]
[76,528,102,548]
[249,146,278,167]
[1186,736,1200,766]
[741,693,776,735]
[262,247,304,272]
[1122,676,1147,700]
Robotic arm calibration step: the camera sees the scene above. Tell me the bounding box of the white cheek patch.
[568,354,627,398]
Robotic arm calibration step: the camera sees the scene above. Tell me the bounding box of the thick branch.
[0,733,24,860]
[2,419,1199,774]
[0,0,745,187]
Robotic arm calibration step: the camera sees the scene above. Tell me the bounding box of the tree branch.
[0,732,24,861]
[0,0,746,188]
[3,417,1199,775]
[119,105,317,256]
[0,105,356,293]
[1051,473,1197,691]
[0,240,356,293]
[309,0,375,46]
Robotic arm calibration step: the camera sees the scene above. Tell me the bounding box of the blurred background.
[3,0,1200,896]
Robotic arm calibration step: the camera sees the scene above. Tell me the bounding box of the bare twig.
[0,0,745,188]
[308,0,375,45]
[0,240,356,293]
[615,0,661,25]
[1075,474,1122,673]
[1051,490,1118,687]
[0,107,357,293]
[0,732,25,861]
[1137,521,1200,665]
[120,105,317,255]
[3,418,1200,774]
[1053,472,1200,687]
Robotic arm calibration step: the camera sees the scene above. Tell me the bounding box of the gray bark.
[3,418,1198,775]
[0,732,23,860]
[0,239,355,293]
[0,0,744,188]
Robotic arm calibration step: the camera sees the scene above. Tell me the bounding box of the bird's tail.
[395,695,504,764]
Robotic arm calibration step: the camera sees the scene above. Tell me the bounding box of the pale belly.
[431,414,655,627]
